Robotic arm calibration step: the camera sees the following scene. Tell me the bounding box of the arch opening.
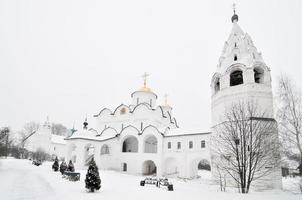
[254,67,264,84]
[189,159,211,179]
[122,136,138,153]
[230,70,243,86]
[142,160,157,176]
[144,135,158,153]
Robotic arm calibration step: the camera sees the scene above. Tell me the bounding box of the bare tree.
[212,100,281,193]
[20,122,40,149]
[277,75,302,167]
[51,123,67,136]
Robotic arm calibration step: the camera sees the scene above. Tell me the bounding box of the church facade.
[65,80,211,178]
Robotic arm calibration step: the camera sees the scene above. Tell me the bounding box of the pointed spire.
[231,3,239,23]
[71,122,77,135]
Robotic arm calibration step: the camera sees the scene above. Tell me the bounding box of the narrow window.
[150,99,152,107]
[234,43,237,48]
[254,68,264,84]
[234,54,238,61]
[168,142,171,149]
[214,78,220,93]
[140,122,143,131]
[201,140,206,148]
[189,141,193,149]
[177,142,181,149]
[230,70,243,86]
[137,98,139,104]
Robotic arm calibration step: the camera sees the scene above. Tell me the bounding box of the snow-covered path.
[0,158,301,200]
[0,159,56,200]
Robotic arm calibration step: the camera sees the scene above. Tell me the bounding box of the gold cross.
[142,72,150,88]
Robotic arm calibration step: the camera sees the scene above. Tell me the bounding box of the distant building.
[24,119,66,160]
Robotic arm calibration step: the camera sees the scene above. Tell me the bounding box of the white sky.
[1,0,302,132]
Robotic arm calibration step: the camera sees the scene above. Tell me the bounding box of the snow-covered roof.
[51,134,66,145]
[66,128,117,142]
[164,128,211,137]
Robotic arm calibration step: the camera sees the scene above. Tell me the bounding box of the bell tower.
[210,7,282,190]
[211,8,274,125]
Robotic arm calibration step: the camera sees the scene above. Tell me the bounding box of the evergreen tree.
[67,160,75,172]
[59,161,68,175]
[85,158,101,192]
[52,157,59,172]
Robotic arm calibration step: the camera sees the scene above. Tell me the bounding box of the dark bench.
[140,177,173,191]
[63,171,80,181]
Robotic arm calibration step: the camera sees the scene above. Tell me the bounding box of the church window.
[254,67,264,84]
[214,78,220,93]
[101,144,110,155]
[150,99,153,107]
[177,142,181,149]
[168,142,171,149]
[120,108,126,115]
[140,122,143,131]
[234,43,237,48]
[189,141,193,149]
[234,54,238,61]
[54,147,56,151]
[230,70,243,86]
[201,140,206,148]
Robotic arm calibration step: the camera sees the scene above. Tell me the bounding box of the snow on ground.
[0,158,301,200]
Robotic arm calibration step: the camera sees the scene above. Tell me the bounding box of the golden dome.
[139,86,152,92]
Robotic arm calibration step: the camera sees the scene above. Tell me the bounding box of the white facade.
[210,12,282,190]
[24,120,66,160]
[65,86,211,179]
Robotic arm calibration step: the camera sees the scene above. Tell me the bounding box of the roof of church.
[164,128,211,137]
[51,134,66,145]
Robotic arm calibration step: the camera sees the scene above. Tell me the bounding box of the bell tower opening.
[230,70,243,86]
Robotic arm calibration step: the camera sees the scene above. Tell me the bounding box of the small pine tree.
[59,161,68,175]
[67,160,75,172]
[52,157,59,172]
[85,158,101,192]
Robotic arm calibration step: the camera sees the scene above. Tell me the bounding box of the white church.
[65,73,211,178]
[25,9,282,190]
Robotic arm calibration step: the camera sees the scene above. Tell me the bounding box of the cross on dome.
[142,72,150,88]
[139,72,152,92]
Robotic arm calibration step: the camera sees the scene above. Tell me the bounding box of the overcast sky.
[1,0,302,132]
